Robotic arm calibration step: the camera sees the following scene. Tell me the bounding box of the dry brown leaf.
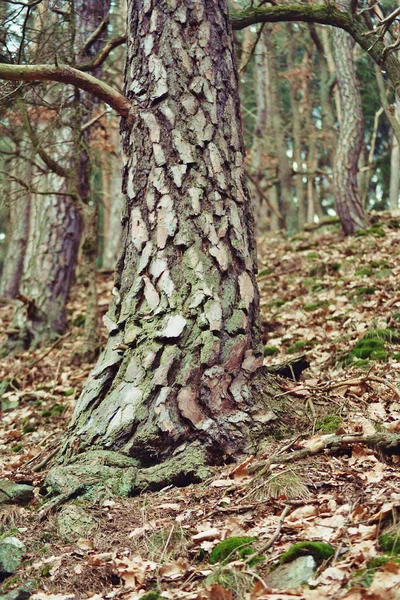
[159,558,188,580]
[205,584,235,600]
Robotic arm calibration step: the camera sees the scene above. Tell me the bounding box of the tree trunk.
[264,27,294,231]
[250,29,281,232]
[390,101,400,211]
[0,164,31,299]
[101,120,124,270]
[10,188,82,350]
[333,14,367,235]
[48,0,276,498]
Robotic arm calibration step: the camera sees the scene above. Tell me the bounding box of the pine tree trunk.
[333,15,367,235]
[101,121,123,270]
[251,30,281,232]
[48,0,276,498]
[390,101,400,211]
[264,28,294,231]
[0,167,31,299]
[10,189,82,350]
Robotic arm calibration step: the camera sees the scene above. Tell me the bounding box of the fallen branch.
[248,432,400,475]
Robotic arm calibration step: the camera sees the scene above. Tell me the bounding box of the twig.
[244,505,291,563]
[28,332,71,369]
[31,445,60,472]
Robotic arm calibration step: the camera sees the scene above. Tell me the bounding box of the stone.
[57,505,97,542]
[0,480,34,506]
[264,555,316,590]
[0,538,26,582]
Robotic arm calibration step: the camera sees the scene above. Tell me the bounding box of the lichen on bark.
[47,0,278,497]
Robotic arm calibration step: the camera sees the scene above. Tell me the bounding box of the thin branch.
[18,97,69,179]
[0,63,131,118]
[81,109,108,132]
[80,14,109,55]
[78,34,127,72]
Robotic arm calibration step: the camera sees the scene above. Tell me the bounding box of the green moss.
[72,314,85,328]
[41,410,52,417]
[354,286,376,296]
[379,531,400,554]
[306,252,319,259]
[274,299,286,308]
[51,405,65,415]
[258,268,272,277]
[356,225,385,238]
[355,268,373,277]
[40,563,54,577]
[264,346,279,357]
[140,592,163,600]
[354,359,370,367]
[287,340,313,354]
[22,425,36,434]
[280,541,334,565]
[315,415,342,434]
[311,283,326,293]
[209,537,257,565]
[364,328,400,343]
[12,444,23,452]
[353,556,400,588]
[64,388,76,396]
[393,353,400,360]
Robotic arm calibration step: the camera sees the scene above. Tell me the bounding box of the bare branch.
[0,63,131,117]
[80,14,110,55]
[78,34,127,72]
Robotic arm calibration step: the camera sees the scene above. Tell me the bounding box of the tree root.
[41,444,213,516]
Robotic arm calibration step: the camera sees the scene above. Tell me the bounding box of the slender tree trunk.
[390,101,400,211]
[251,30,280,232]
[101,121,124,269]
[48,0,275,497]
[10,187,82,350]
[0,164,31,298]
[333,8,367,235]
[264,27,294,231]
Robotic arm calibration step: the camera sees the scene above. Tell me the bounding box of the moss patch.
[209,537,257,564]
[315,415,343,434]
[280,541,334,565]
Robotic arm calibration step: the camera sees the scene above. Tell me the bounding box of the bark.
[47,0,277,498]
[72,0,112,363]
[333,11,367,235]
[101,121,123,269]
[264,28,294,231]
[10,188,82,350]
[390,120,400,210]
[0,165,31,299]
[250,29,281,232]
[287,30,306,229]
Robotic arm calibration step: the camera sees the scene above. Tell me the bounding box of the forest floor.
[2,212,400,600]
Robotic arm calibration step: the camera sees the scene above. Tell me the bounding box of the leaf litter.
[1,216,400,599]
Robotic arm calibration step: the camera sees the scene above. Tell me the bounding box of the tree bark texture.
[101,120,124,270]
[56,0,272,480]
[12,184,82,348]
[0,168,31,299]
[251,30,281,232]
[333,20,367,235]
[390,100,400,211]
[263,28,294,231]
